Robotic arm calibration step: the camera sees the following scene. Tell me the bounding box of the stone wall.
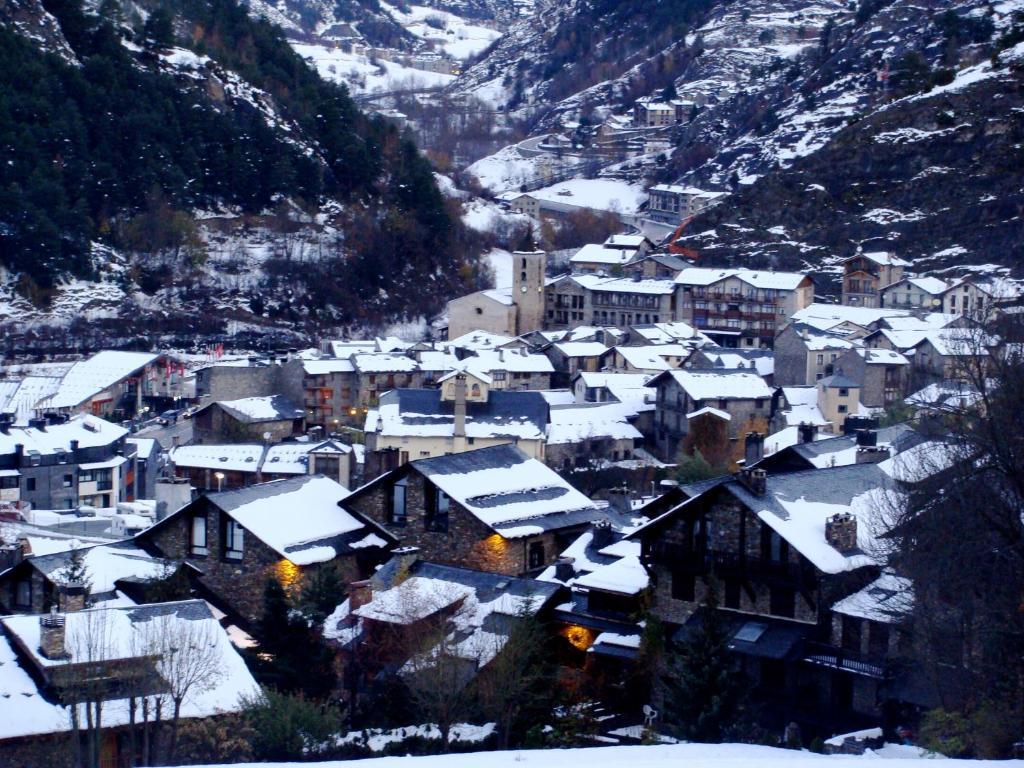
[344,470,560,576]
[143,498,361,625]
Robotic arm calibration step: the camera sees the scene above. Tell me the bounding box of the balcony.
[802,641,886,679]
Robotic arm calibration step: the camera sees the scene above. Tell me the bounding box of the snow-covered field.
[379,2,502,60]
[186,741,1016,768]
[291,43,455,94]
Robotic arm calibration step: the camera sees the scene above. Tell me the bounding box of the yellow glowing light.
[561,624,595,651]
[483,534,507,555]
[274,558,302,597]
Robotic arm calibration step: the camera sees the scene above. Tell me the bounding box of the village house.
[31,351,177,422]
[0,413,144,511]
[568,234,654,274]
[137,475,394,625]
[631,461,908,733]
[363,374,549,470]
[192,395,306,445]
[446,252,547,339]
[546,274,678,330]
[649,369,774,460]
[832,348,910,408]
[327,549,562,699]
[169,439,355,491]
[302,358,357,428]
[626,320,709,347]
[570,371,656,436]
[645,185,726,225]
[195,355,304,403]
[0,600,260,767]
[771,375,870,436]
[754,424,922,475]
[840,252,910,308]
[633,99,676,127]
[601,344,692,374]
[545,401,643,470]
[622,252,691,281]
[0,539,177,614]
[687,348,775,384]
[341,443,603,577]
[878,277,950,311]
[939,275,1021,317]
[544,341,610,386]
[458,349,554,391]
[774,324,862,386]
[674,267,814,348]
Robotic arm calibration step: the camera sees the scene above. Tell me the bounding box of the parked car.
[158,409,181,426]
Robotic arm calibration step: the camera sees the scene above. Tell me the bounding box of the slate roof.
[198,394,304,423]
[373,388,549,441]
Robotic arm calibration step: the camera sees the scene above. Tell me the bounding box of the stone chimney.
[453,373,467,438]
[798,422,818,444]
[39,609,68,660]
[59,582,88,613]
[744,432,765,466]
[591,518,615,550]
[554,556,575,582]
[739,467,767,496]
[391,546,421,581]
[606,486,632,515]
[69,439,79,455]
[155,477,194,522]
[825,512,858,552]
[856,445,891,464]
[855,429,877,447]
[0,540,24,571]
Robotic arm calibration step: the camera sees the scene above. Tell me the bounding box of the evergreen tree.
[300,566,344,626]
[142,7,175,47]
[663,582,747,742]
[60,545,92,601]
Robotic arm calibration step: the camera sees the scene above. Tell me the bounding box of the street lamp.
[214,471,225,492]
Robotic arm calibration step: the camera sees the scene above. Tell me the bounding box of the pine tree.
[663,581,747,742]
[299,566,344,626]
[60,546,92,596]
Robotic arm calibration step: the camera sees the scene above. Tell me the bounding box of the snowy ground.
[291,43,455,95]
[185,741,1011,768]
[379,2,502,60]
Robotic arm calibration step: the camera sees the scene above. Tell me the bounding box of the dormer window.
[224,519,244,560]
[190,515,208,556]
[390,476,408,526]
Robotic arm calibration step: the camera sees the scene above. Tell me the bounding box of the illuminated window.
[190,515,208,556]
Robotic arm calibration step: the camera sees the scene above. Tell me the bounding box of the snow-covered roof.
[573,554,649,595]
[569,274,677,295]
[468,349,554,374]
[207,395,305,423]
[570,243,636,267]
[524,179,648,215]
[446,330,516,351]
[303,359,356,375]
[352,353,419,373]
[208,475,374,566]
[411,444,599,536]
[370,389,548,442]
[26,540,169,595]
[885,276,950,296]
[630,321,705,344]
[611,344,689,372]
[790,304,911,332]
[552,341,610,358]
[687,406,731,421]
[0,375,63,424]
[0,414,128,458]
[778,387,829,427]
[904,380,981,413]
[654,369,773,401]
[857,348,908,366]
[480,287,515,306]
[546,403,643,445]
[0,600,260,740]
[696,349,774,377]
[170,443,265,473]
[674,267,808,291]
[38,351,160,411]
[850,251,911,267]
[915,328,992,357]
[831,572,913,623]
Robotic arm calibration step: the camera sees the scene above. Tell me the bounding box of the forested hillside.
[0,0,483,340]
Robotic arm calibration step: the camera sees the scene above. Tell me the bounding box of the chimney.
[39,609,68,660]
[45,412,65,426]
[59,582,88,612]
[798,422,817,444]
[606,486,633,515]
[69,439,79,455]
[856,445,891,464]
[391,546,421,579]
[554,556,575,582]
[744,432,765,466]
[0,540,24,571]
[347,579,372,610]
[738,467,767,496]
[0,412,13,435]
[591,518,614,549]
[14,444,24,463]
[155,477,194,521]
[825,512,858,552]
[28,417,46,432]
[453,373,467,438]
[855,429,877,447]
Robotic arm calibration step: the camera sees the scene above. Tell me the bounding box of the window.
[816,354,824,365]
[492,370,507,381]
[62,474,73,488]
[754,398,764,410]
[671,569,695,601]
[390,477,408,526]
[841,615,861,651]
[762,528,788,563]
[0,476,17,490]
[224,519,244,560]
[190,515,208,556]
[528,541,545,569]
[838,405,848,414]
[838,387,848,397]
[25,477,35,492]
[15,580,31,608]
[475,307,483,315]
[425,485,450,533]
[769,586,795,618]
